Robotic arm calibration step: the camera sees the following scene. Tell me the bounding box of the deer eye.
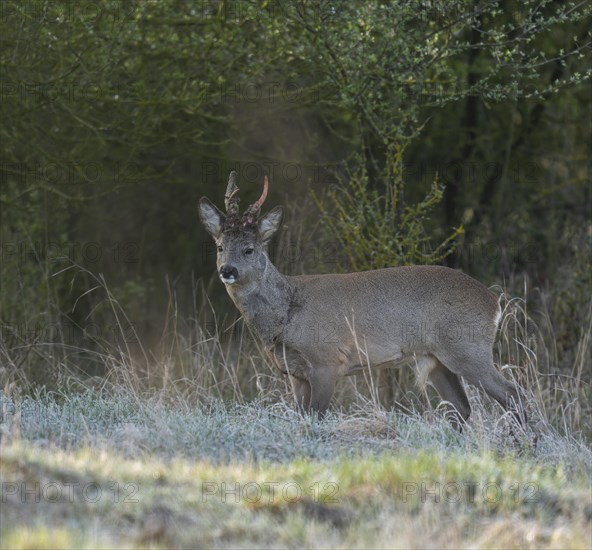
[245,247,254,255]
[217,245,223,252]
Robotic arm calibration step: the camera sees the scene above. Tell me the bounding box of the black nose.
[219,264,239,280]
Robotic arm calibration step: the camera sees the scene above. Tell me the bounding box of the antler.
[243,176,269,224]
[252,175,268,211]
[224,171,240,216]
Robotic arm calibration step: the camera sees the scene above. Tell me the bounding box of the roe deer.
[199,172,525,427]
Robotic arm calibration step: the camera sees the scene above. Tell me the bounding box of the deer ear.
[198,197,225,238]
[258,206,283,244]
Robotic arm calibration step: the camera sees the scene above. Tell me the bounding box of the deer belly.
[338,343,404,375]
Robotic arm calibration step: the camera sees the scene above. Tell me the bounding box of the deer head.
[199,171,283,286]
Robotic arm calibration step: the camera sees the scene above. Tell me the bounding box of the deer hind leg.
[437,348,526,425]
[428,360,471,430]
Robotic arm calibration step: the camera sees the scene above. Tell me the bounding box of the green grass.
[1,391,591,549]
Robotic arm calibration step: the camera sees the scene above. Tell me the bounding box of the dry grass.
[4,266,590,434]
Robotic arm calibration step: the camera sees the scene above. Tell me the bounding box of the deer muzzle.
[219,264,239,284]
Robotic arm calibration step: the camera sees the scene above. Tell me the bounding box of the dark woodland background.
[1,1,590,398]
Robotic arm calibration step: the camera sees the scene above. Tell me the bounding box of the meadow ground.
[0,388,591,549]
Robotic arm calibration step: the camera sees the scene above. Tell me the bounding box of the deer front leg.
[308,366,338,416]
[271,344,336,415]
[289,375,311,412]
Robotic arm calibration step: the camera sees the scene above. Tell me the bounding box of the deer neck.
[226,258,293,345]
